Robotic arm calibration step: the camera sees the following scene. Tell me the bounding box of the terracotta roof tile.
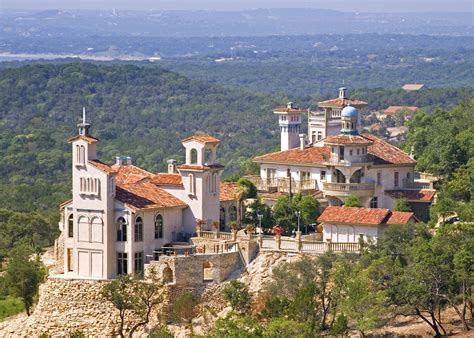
[254,146,331,164]
[111,164,154,184]
[402,84,424,91]
[324,134,373,145]
[384,106,418,115]
[386,211,415,224]
[67,134,100,144]
[318,98,368,108]
[152,173,183,186]
[177,164,211,170]
[385,189,436,202]
[273,107,307,113]
[363,134,417,165]
[318,206,413,226]
[59,199,73,209]
[88,160,118,174]
[116,182,186,211]
[181,134,220,144]
[220,182,240,202]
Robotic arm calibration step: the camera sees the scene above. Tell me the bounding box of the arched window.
[213,173,218,193]
[229,205,237,222]
[154,214,163,239]
[91,217,103,243]
[134,216,143,242]
[220,207,226,229]
[116,217,127,242]
[162,265,174,284]
[68,214,74,238]
[190,148,198,164]
[203,261,214,282]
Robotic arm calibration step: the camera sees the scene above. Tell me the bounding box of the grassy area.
[0,296,24,320]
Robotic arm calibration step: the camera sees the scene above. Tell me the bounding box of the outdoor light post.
[257,213,263,233]
[295,210,301,233]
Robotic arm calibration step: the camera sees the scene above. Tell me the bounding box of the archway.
[162,265,174,284]
[350,169,363,184]
[334,169,346,183]
[203,261,214,282]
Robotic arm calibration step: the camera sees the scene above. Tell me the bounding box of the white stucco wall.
[322,222,379,243]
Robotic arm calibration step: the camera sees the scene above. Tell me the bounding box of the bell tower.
[274,102,306,151]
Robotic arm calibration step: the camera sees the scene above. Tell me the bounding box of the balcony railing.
[323,182,375,197]
[325,155,373,165]
[402,178,432,190]
[246,176,318,193]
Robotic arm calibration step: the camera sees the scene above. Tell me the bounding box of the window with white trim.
[79,177,100,196]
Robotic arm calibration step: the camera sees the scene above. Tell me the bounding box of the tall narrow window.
[67,248,73,272]
[339,146,345,161]
[189,174,195,195]
[377,172,382,186]
[320,171,326,181]
[154,214,163,239]
[394,172,399,188]
[370,197,378,208]
[134,217,143,242]
[117,252,128,275]
[116,217,127,242]
[67,214,74,238]
[134,252,144,274]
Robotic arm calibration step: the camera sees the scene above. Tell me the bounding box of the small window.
[116,217,127,242]
[134,252,144,274]
[117,252,128,275]
[377,172,382,185]
[321,171,326,181]
[189,174,195,195]
[356,149,360,155]
[394,172,399,188]
[349,150,353,156]
[317,131,322,141]
[370,197,378,208]
[407,172,411,179]
[134,217,143,242]
[154,214,163,239]
[68,214,74,238]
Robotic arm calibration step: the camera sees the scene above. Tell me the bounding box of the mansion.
[58,88,435,280]
[59,114,241,279]
[252,88,435,219]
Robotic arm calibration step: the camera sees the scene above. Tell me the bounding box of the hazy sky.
[1,0,473,12]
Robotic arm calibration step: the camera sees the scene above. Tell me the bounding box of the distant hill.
[0,63,287,215]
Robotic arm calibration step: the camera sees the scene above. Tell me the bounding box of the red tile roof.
[88,160,118,174]
[384,106,418,115]
[116,182,186,211]
[255,134,415,166]
[318,98,368,108]
[402,84,424,91]
[177,164,210,171]
[318,206,414,226]
[273,107,307,113]
[59,199,73,209]
[181,134,220,144]
[254,146,331,164]
[112,164,154,184]
[385,189,436,202]
[152,173,183,186]
[363,134,417,165]
[220,182,240,202]
[324,134,373,145]
[386,211,416,225]
[67,134,100,144]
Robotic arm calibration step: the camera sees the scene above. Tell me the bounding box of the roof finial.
[342,79,345,85]
[82,107,86,124]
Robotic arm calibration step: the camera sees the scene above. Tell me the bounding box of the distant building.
[382,105,418,118]
[318,206,415,243]
[402,84,425,92]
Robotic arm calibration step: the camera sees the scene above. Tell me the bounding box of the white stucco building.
[252,88,435,221]
[59,115,241,280]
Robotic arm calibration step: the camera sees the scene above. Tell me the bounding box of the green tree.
[170,292,198,332]
[393,197,411,212]
[273,194,320,233]
[5,246,46,316]
[263,318,308,337]
[223,280,251,313]
[344,195,361,207]
[237,177,257,199]
[213,314,263,337]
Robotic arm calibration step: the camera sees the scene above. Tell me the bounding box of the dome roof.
[341,105,358,117]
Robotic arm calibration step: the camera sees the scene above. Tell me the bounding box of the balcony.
[246,176,318,193]
[324,155,373,166]
[402,178,432,190]
[322,182,376,197]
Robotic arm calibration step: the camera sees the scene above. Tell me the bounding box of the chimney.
[167,159,177,174]
[287,102,294,109]
[299,134,306,150]
[115,156,132,166]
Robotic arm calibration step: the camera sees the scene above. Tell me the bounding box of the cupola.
[340,105,358,135]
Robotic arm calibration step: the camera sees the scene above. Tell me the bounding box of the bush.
[330,314,348,335]
[223,279,251,313]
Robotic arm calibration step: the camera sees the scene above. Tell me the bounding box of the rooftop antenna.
[82,107,86,124]
[342,79,345,85]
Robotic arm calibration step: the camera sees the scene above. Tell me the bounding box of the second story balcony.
[324,154,373,166]
[322,182,376,198]
[246,176,319,194]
